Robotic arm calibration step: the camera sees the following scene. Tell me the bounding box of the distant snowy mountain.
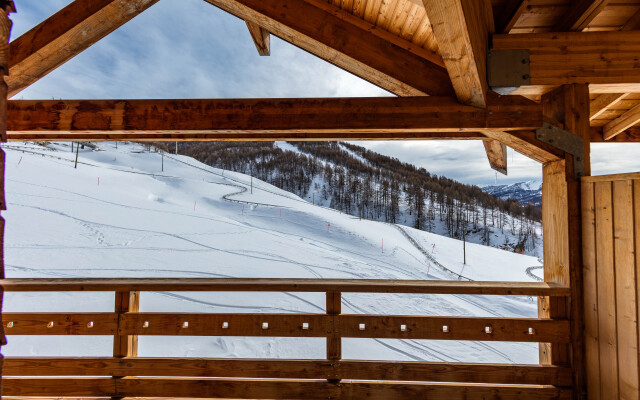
[482,180,543,207]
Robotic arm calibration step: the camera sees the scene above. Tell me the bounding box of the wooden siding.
[582,173,640,400]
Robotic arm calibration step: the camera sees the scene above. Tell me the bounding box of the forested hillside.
[178,142,542,255]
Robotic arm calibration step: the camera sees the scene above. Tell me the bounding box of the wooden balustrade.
[0,278,573,400]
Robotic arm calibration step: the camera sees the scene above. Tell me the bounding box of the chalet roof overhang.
[5,0,640,172]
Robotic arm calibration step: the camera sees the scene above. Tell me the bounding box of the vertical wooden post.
[541,84,589,399]
[326,291,341,383]
[0,2,15,386]
[113,290,139,398]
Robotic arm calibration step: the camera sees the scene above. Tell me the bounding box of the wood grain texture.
[603,103,640,140]
[339,314,569,343]
[555,0,612,31]
[594,180,618,399]
[492,31,640,93]
[590,93,627,121]
[581,180,600,400]
[2,313,117,335]
[0,377,573,399]
[245,20,270,56]
[2,357,572,385]
[0,278,571,296]
[482,139,508,175]
[6,96,542,133]
[611,180,639,399]
[7,0,160,97]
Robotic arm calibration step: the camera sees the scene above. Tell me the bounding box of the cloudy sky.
[10,0,640,186]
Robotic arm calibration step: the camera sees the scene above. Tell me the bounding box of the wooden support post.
[113,291,139,398]
[541,84,589,400]
[326,291,341,383]
[0,1,14,376]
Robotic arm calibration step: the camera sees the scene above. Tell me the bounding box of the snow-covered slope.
[482,180,543,207]
[2,142,542,364]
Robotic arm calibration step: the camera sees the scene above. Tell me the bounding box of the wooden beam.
[203,0,453,97]
[0,278,572,296]
[482,139,507,174]
[421,0,509,174]
[245,20,270,56]
[495,0,529,34]
[492,31,640,94]
[0,1,13,355]
[7,0,160,98]
[2,377,573,399]
[591,126,640,142]
[540,84,589,399]
[603,103,640,140]
[2,357,573,386]
[6,131,487,141]
[590,93,628,121]
[6,96,542,134]
[621,7,640,31]
[555,0,611,32]
[480,129,563,164]
[421,0,492,108]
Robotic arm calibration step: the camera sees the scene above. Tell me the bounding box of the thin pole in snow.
[328,223,330,232]
[71,142,74,152]
[17,156,22,165]
[115,141,118,149]
[161,153,164,172]
[463,228,466,265]
[175,142,178,155]
[74,142,79,169]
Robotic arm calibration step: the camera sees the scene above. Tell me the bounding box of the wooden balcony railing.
[0,278,572,399]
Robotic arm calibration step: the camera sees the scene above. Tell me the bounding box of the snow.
[2,142,541,364]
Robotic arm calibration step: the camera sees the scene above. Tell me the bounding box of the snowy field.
[2,142,542,364]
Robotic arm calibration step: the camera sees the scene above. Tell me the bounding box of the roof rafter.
[422,0,508,174]
[203,0,453,97]
[590,93,627,121]
[603,103,640,140]
[245,21,270,56]
[554,0,611,32]
[8,0,160,98]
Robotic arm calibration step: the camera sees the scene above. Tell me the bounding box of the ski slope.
[2,142,542,364]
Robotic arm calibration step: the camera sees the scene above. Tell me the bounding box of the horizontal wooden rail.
[1,278,572,399]
[2,357,573,386]
[0,278,571,296]
[2,312,569,342]
[1,377,572,399]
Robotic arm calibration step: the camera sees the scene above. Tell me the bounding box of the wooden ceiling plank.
[245,20,270,56]
[603,103,640,140]
[555,0,612,32]
[7,0,160,98]
[203,0,452,97]
[590,93,628,121]
[422,0,509,174]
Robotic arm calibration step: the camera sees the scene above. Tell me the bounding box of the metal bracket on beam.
[536,122,585,178]
[487,49,530,95]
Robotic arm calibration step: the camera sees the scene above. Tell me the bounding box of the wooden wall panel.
[582,173,640,400]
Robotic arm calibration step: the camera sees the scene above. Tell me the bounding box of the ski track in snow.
[2,142,540,364]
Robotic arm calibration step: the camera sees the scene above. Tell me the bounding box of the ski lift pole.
[74,142,79,169]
